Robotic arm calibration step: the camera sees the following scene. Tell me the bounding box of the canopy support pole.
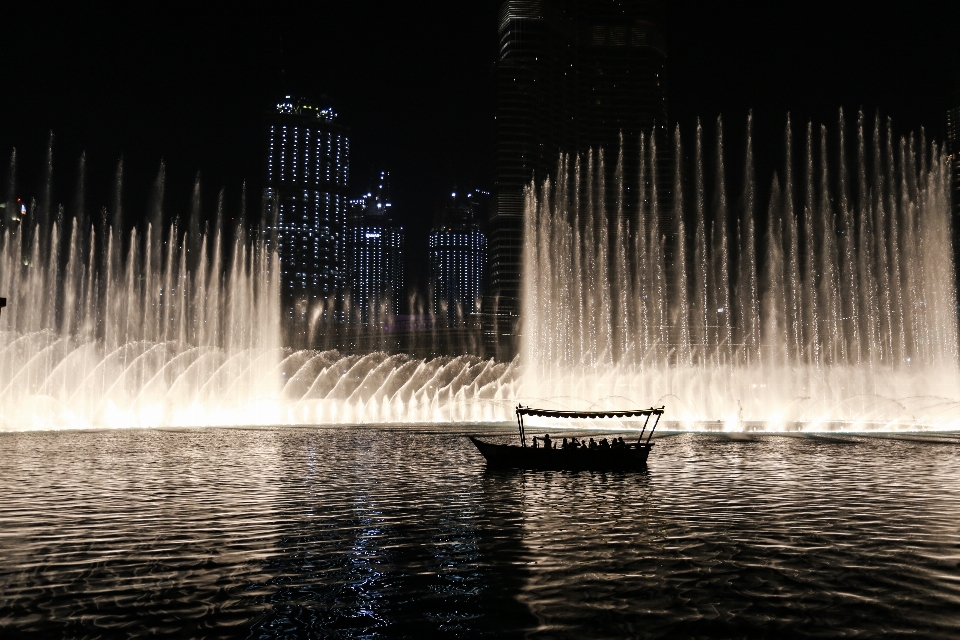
[645,408,663,445]
[638,412,652,442]
[516,405,526,447]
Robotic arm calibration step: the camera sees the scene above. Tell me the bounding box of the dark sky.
[4,1,959,290]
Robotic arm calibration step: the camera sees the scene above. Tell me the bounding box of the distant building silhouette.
[346,171,404,324]
[429,189,488,325]
[264,95,349,324]
[488,0,668,355]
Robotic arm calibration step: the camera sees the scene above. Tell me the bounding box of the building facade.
[488,0,668,354]
[430,190,488,325]
[489,0,577,327]
[265,95,349,321]
[346,171,404,324]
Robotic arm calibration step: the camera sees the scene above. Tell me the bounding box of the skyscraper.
[265,95,350,323]
[489,0,577,329]
[346,171,404,324]
[429,189,488,325]
[579,0,668,223]
[488,0,668,355]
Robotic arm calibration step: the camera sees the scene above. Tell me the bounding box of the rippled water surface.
[2,427,960,638]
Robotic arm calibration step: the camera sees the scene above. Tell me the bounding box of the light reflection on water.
[1,426,959,638]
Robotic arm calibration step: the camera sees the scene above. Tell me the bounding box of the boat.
[468,405,664,471]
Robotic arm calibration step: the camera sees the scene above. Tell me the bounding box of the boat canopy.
[516,406,663,419]
[514,405,665,447]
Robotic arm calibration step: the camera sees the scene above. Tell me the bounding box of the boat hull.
[468,436,651,471]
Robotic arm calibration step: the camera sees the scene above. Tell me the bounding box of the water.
[523,112,960,428]
[2,426,960,637]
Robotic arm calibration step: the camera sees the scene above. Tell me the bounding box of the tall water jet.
[521,114,960,430]
[742,113,760,366]
[0,164,282,428]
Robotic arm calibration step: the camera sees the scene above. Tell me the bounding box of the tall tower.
[488,0,667,357]
[488,0,578,341]
[579,0,669,224]
[429,189,488,325]
[346,171,404,324]
[265,95,350,325]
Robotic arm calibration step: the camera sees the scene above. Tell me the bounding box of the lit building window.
[428,189,488,325]
[345,171,403,324]
[265,95,350,320]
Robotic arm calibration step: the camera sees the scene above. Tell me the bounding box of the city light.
[266,96,349,314]
[429,189,486,324]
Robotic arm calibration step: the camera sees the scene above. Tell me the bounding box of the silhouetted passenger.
[532,436,539,449]
[589,438,597,450]
[619,437,626,448]
[562,437,568,450]
[543,434,552,450]
[600,438,609,449]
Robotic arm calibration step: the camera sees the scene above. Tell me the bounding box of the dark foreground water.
[1,426,959,639]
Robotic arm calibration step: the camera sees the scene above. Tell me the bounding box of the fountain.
[0,153,518,430]
[521,111,960,430]
[3,111,958,431]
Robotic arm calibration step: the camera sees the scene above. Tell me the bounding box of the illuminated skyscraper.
[346,171,404,324]
[488,0,667,354]
[265,95,349,321]
[430,189,488,325]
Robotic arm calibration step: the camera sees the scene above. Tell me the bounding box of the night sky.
[4,1,959,291]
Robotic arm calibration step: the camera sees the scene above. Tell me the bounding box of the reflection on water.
[1,427,959,637]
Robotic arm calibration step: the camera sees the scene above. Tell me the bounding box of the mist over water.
[521,112,960,430]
